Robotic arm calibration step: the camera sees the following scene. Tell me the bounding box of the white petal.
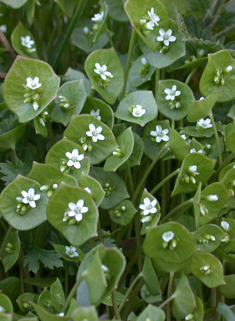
[75,213,83,221]
[76,199,84,208]
[29,201,36,208]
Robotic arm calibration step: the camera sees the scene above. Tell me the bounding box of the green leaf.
[142,257,161,296]
[167,128,190,161]
[63,115,118,165]
[141,285,162,304]
[199,50,235,103]
[55,0,77,17]
[50,278,65,312]
[63,67,91,96]
[90,167,129,209]
[190,253,225,288]
[220,218,235,254]
[105,0,128,22]
[24,247,63,274]
[129,55,155,88]
[104,127,134,171]
[217,303,235,321]
[32,303,70,321]
[38,288,56,314]
[172,273,196,319]
[0,0,27,8]
[24,277,57,288]
[187,93,219,122]
[115,91,158,126]
[50,80,87,126]
[3,56,60,123]
[11,22,39,59]
[53,244,81,263]
[156,80,195,120]
[0,277,21,309]
[46,183,98,246]
[0,293,13,313]
[2,231,20,272]
[17,293,39,312]
[109,200,137,226]
[0,119,27,152]
[136,305,165,321]
[0,158,30,186]
[78,172,105,207]
[72,306,99,321]
[220,275,235,299]
[85,48,124,105]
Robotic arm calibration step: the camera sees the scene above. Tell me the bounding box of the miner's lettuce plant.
[2,0,235,321]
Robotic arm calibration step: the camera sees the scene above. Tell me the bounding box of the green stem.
[106,24,114,47]
[46,114,55,146]
[212,153,235,181]
[112,291,121,320]
[209,113,222,166]
[11,148,17,162]
[97,220,104,244]
[52,0,87,69]
[158,295,175,309]
[134,213,142,272]
[120,28,136,100]
[150,169,179,195]
[132,146,168,205]
[167,272,174,321]
[126,160,134,197]
[62,275,84,313]
[185,68,197,85]
[155,69,161,99]
[118,273,142,314]
[161,199,193,223]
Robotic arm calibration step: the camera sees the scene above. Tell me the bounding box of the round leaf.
[187,93,219,122]
[78,172,105,207]
[129,55,155,88]
[109,200,137,225]
[136,304,165,321]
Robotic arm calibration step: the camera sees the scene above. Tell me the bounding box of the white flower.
[21,35,35,48]
[0,25,7,33]
[65,149,84,169]
[148,7,160,26]
[91,11,104,22]
[86,123,105,142]
[164,85,181,101]
[197,118,213,129]
[157,29,176,46]
[190,148,203,154]
[206,195,218,201]
[90,109,101,121]
[162,231,174,242]
[139,197,157,215]
[94,63,113,80]
[188,165,199,175]
[146,21,154,30]
[65,246,79,258]
[25,76,42,90]
[67,199,88,222]
[181,134,187,140]
[226,66,233,72]
[150,125,169,143]
[200,204,207,216]
[221,221,230,231]
[83,26,89,34]
[141,57,148,65]
[21,188,40,208]
[132,105,146,117]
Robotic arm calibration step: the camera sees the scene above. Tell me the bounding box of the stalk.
[209,113,222,166]
[161,199,193,223]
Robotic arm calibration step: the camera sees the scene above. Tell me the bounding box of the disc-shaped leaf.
[219,163,235,181]
[115,91,158,126]
[11,22,38,59]
[187,93,219,122]
[143,120,170,161]
[220,275,235,299]
[63,115,118,165]
[172,153,216,196]
[109,200,136,226]
[45,138,90,180]
[17,293,39,312]
[47,183,98,246]
[0,175,48,230]
[172,273,196,319]
[78,172,105,207]
[81,97,114,129]
[90,167,129,209]
[3,56,60,123]
[156,80,194,120]
[139,19,185,68]
[129,56,155,88]
[0,293,13,313]
[63,68,91,96]
[50,80,87,126]
[104,127,134,171]
[106,0,128,21]
[143,222,197,263]
[190,253,224,288]
[136,304,165,321]
[199,50,235,103]
[124,0,169,52]
[2,231,20,272]
[167,128,190,161]
[0,119,27,152]
[193,224,226,253]
[85,48,124,105]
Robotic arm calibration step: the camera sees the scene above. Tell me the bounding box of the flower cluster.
[65,245,79,258]
[23,76,42,111]
[162,231,177,250]
[164,85,181,109]
[114,205,126,218]
[139,57,149,77]
[83,11,105,42]
[221,221,230,243]
[60,149,84,173]
[128,104,146,118]
[157,29,176,53]
[40,182,58,198]
[58,95,75,111]
[198,234,216,244]
[180,165,199,184]
[63,199,88,225]
[150,125,169,144]
[138,7,160,35]
[94,63,113,88]
[139,197,158,223]
[200,264,213,275]
[196,118,212,130]
[16,188,40,215]
[90,109,101,121]
[214,65,233,85]
[21,35,36,54]
[79,124,105,152]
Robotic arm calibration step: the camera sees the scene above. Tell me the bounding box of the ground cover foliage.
[1,0,235,320]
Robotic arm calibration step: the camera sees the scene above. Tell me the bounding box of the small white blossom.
[25,76,42,90]
[67,199,88,222]
[86,123,105,142]
[91,11,104,22]
[139,197,157,215]
[53,184,58,189]
[21,188,40,208]
[189,165,199,175]
[157,29,176,46]
[132,105,146,117]
[197,118,213,129]
[121,206,126,211]
[0,25,7,33]
[190,148,203,154]
[141,57,148,65]
[90,109,101,121]
[146,21,154,30]
[181,134,187,140]
[221,221,230,231]
[162,231,174,242]
[200,204,207,216]
[206,195,218,201]
[84,187,91,194]
[226,66,233,72]
[83,26,89,34]
[65,149,84,169]
[21,35,35,48]
[94,63,113,80]
[148,7,160,26]
[150,125,169,143]
[65,246,79,258]
[164,85,181,101]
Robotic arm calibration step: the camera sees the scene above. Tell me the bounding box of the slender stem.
[62,275,84,313]
[0,29,16,61]
[65,263,69,297]
[106,24,114,48]
[52,0,87,69]
[150,169,179,195]
[89,237,96,248]
[118,273,142,314]
[11,148,17,162]
[19,250,25,294]
[161,199,193,223]
[126,160,134,197]
[46,114,55,146]
[155,69,161,99]
[134,213,142,272]
[209,113,222,166]
[158,295,175,309]
[132,146,168,205]
[97,220,104,243]
[185,68,197,85]
[112,291,121,320]
[213,152,235,181]
[120,28,136,100]
[167,272,174,321]
[122,278,144,320]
